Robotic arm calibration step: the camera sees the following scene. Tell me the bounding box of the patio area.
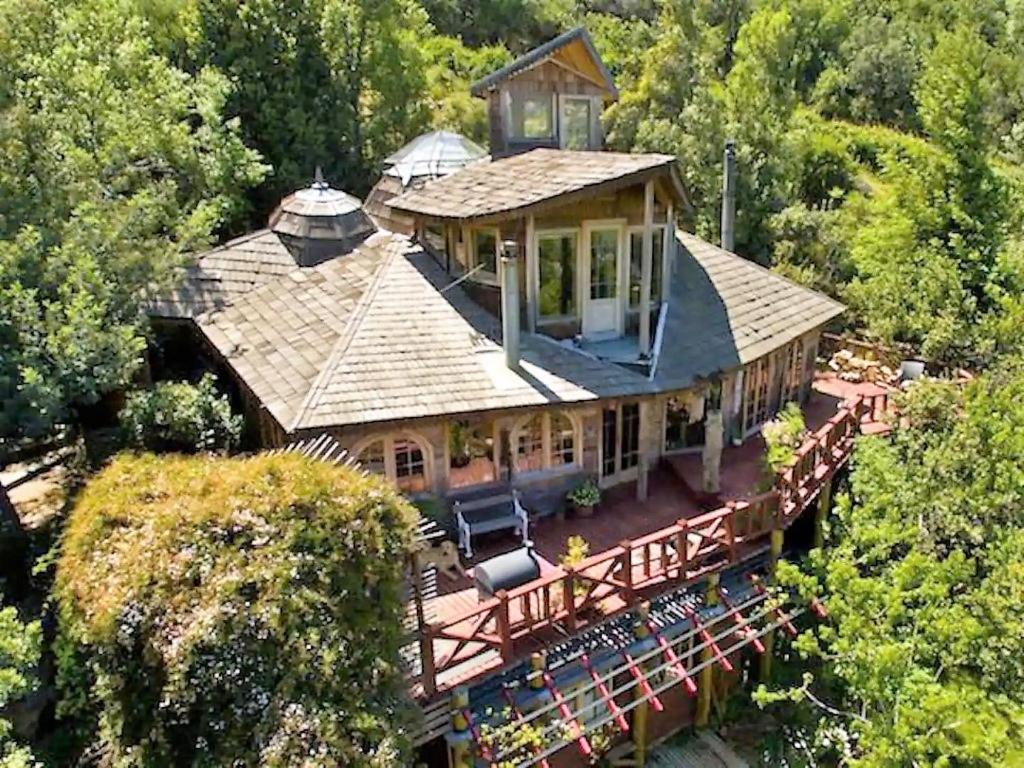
[425,375,889,626]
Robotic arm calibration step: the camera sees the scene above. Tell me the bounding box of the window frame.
[534,227,581,323]
[353,433,432,494]
[742,357,773,435]
[509,92,556,142]
[559,95,595,150]
[467,226,500,284]
[510,410,581,476]
[626,224,669,311]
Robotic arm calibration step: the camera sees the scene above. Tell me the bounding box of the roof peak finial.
[313,165,327,190]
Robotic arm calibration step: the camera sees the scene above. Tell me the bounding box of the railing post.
[620,540,635,603]
[724,502,738,562]
[564,568,577,632]
[496,590,513,662]
[675,519,690,580]
[421,622,438,698]
[814,475,833,549]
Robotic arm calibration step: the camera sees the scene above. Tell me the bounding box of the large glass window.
[743,357,772,433]
[561,98,591,150]
[601,409,617,477]
[538,232,577,319]
[448,419,496,488]
[628,228,665,309]
[474,229,497,274]
[550,413,575,467]
[782,341,804,404]
[589,229,619,299]
[394,438,426,493]
[357,440,386,476]
[620,403,640,470]
[664,396,706,452]
[515,415,546,472]
[511,95,553,140]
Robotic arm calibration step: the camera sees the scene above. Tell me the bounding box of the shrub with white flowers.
[54,451,418,766]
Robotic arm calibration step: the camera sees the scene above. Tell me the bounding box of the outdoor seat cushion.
[474,547,541,595]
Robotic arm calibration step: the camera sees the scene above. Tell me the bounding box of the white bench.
[453,490,529,558]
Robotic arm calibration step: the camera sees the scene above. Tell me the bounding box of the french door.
[600,402,640,487]
[582,222,625,339]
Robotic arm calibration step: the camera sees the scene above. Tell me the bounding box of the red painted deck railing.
[418,393,889,696]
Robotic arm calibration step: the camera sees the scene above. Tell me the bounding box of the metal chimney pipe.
[721,139,736,252]
[500,239,521,369]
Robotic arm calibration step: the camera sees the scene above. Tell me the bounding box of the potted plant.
[566,479,601,517]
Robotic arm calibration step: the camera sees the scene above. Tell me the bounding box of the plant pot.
[575,503,595,518]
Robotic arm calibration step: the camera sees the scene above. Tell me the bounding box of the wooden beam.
[525,214,537,333]
[639,179,654,356]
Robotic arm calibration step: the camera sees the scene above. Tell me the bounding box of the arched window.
[354,434,430,494]
[515,415,546,472]
[448,418,497,488]
[512,411,580,474]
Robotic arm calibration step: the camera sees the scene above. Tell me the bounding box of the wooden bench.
[453,490,529,558]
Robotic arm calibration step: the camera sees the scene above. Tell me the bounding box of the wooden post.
[445,687,473,768]
[695,572,720,728]
[564,568,577,631]
[632,603,651,767]
[759,527,785,681]
[620,540,635,604]
[639,179,655,356]
[421,622,438,698]
[496,590,513,661]
[814,476,833,549]
[525,214,537,333]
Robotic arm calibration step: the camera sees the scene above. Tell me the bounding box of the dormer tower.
[470,27,619,156]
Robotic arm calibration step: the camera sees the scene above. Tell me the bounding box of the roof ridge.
[289,235,402,431]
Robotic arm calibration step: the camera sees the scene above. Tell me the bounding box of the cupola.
[269,168,376,267]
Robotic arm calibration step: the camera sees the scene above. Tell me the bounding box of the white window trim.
[626,224,670,311]
[598,400,641,488]
[509,411,582,476]
[581,219,628,339]
[466,226,500,285]
[558,94,598,149]
[534,226,582,324]
[352,432,433,492]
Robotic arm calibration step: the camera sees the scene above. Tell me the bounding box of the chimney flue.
[721,139,736,252]
[500,239,521,369]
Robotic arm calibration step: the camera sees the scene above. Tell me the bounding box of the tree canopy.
[55,451,419,766]
[758,359,1024,765]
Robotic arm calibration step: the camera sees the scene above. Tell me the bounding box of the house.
[151,27,850,766]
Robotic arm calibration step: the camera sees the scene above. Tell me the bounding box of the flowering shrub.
[762,402,809,474]
[54,452,418,766]
[120,374,242,454]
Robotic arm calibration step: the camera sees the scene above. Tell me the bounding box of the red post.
[421,622,438,697]
[619,540,635,603]
[564,568,577,632]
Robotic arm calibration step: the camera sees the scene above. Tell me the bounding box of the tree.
[55,451,419,765]
[0,0,266,451]
[758,360,1024,765]
[0,604,41,768]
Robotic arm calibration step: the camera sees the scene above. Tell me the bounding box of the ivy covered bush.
[54,452,419,766]
[120,374,242,454]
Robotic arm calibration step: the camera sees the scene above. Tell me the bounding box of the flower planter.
[575,503,595,518]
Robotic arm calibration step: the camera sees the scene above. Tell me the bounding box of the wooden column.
[525,214,537,333]
[445,687,473,768]
[695,572,720,728]
[814,476,833,549]
[632,604,651,766]
[663,202,675,302]
[639,179,655,356]
[759,528,785,681]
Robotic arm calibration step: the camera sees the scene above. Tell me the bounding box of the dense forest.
[1,0,1023,766]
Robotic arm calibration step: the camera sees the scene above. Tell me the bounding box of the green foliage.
[120,374,241,454]
[0,0,266,447]
[566,478,601,508]
[762,361,1024,765]
[55,451,419,766]
[762,401,807,474]
[0,604,41,768]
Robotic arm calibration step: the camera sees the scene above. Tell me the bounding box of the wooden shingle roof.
[388,149,681,222]
[150,230,297,319]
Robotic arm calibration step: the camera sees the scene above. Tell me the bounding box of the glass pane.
[448,419,496,488]
[589,229,618,300]
[516,415,545,472]
[512,96,553,139]
[357,440,386,476]
[549,413,575,467]
[475,231,496,273]
[665,397,704,451]
[620,403,640,470]
[394,438,426,493]
[602,409,617,477]
[562,99,591,150]
[538,233,577,318]
[629,229,665,309]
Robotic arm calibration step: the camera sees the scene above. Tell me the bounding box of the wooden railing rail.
[419,393,886,696]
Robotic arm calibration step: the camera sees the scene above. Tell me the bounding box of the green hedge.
[55,452,418,766]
